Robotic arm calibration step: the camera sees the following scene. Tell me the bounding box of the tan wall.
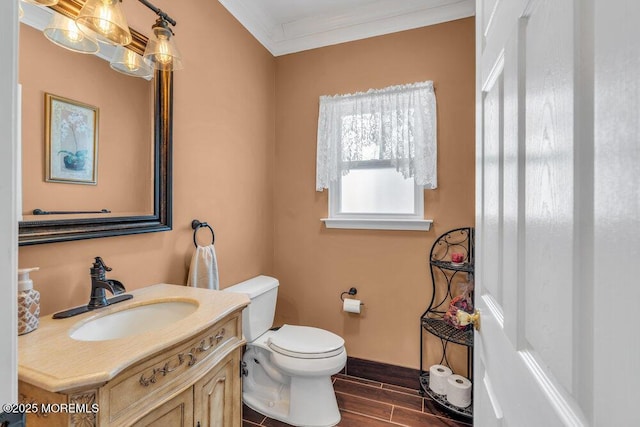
[19,0,276,316]
[273,18,475,370]
[20,24,153,215]
[18,5,474,372]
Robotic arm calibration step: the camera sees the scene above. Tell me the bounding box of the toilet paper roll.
[428,364,452,394]
[343,299,362,314]
[446,374,472,408]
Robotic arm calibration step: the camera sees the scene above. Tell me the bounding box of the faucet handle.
[93,256,112,272]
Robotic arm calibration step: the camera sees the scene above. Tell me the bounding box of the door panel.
[194,353,239,427]
[475,361,503,427]
[522,0,574,393]
[131,388,193,427]
[500,27,523,346]
[482,66,504,310]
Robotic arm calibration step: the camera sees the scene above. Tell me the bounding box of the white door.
[0,0,19,405]
[475,0,640,425]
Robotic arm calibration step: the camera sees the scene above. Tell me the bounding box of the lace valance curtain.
[316,81,437,191]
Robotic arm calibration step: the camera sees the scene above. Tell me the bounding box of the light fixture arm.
[137,0,177,27]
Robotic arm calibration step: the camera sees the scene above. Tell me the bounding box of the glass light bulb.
[76,0,131,46]
[63,18,82,42]
[143,20,183,71]
[155,37,173,65]
[110,46,152,78]
[96,2,116,36]
[124,49,139,71]
[44,11,100,54]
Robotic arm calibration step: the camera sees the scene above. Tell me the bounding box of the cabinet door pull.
[215,328,226,344]
[198,339,212,352]
[158,359,179,376]
[139,372,157,387]
[186,352,197,366]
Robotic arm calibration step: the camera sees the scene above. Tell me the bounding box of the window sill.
[321,218,433,231]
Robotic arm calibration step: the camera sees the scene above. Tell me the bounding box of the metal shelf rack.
[419,227,474,420]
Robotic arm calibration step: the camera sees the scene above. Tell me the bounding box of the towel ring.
[191,219,215,247]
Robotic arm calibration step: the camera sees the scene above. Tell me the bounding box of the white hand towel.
[187,244,219,290]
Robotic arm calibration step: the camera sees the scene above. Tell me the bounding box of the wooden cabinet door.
[131,387,194,427]
[194,351,241,427]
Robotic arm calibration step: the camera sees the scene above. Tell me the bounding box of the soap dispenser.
[18,267,40,335]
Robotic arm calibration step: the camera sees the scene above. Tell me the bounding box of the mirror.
[18,0,172,245]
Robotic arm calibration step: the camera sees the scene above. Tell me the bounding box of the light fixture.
[76,0,132,46]
[44,13,100,54]
[110,46,153,78]
[143,18,183,71]
[21,0,59,6]
[19,4,24,18]
[24,0,182,74]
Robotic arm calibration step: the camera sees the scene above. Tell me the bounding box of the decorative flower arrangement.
[58,110,91,171]
[443,281,475,330]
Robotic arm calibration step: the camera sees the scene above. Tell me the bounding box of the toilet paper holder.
[340,287,364,305]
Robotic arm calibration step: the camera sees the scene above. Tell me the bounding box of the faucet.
[88,257,127,309]
[52,257,133,319]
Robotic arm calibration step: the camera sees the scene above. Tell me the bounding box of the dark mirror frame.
[18,0,172,246]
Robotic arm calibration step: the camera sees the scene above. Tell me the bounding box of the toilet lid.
[268,325,345,359]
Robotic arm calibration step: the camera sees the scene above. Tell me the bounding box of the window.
[316,82,437,231]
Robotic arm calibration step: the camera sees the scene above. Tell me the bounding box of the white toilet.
[224,275,346,427]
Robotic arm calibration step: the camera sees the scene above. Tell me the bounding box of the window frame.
[322,160,433,231]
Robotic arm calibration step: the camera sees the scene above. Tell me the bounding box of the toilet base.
[243,375,341,427]
[242,343,343,427]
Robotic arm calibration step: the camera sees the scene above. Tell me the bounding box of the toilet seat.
[268,325,345,359]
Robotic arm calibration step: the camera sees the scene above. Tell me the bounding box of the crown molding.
[218,0,475,56]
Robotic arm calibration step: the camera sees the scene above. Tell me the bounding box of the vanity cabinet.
[20,315,242,427]
[18,286,249,427]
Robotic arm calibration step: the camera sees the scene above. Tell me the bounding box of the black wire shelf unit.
[419,227,474,420]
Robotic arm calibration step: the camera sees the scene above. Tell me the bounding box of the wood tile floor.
[242,374,472,427]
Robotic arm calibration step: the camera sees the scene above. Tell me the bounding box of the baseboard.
[345,356,420,390]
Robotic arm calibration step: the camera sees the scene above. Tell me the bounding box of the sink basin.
[69,300,198,341]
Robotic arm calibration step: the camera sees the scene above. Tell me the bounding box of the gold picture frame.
[45,93,99,185]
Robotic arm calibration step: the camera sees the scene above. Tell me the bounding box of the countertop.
[18,284,250,393]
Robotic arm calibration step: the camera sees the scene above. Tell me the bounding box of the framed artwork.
[45,93,99,185]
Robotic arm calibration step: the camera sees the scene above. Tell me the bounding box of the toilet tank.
[223,275,278,342]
